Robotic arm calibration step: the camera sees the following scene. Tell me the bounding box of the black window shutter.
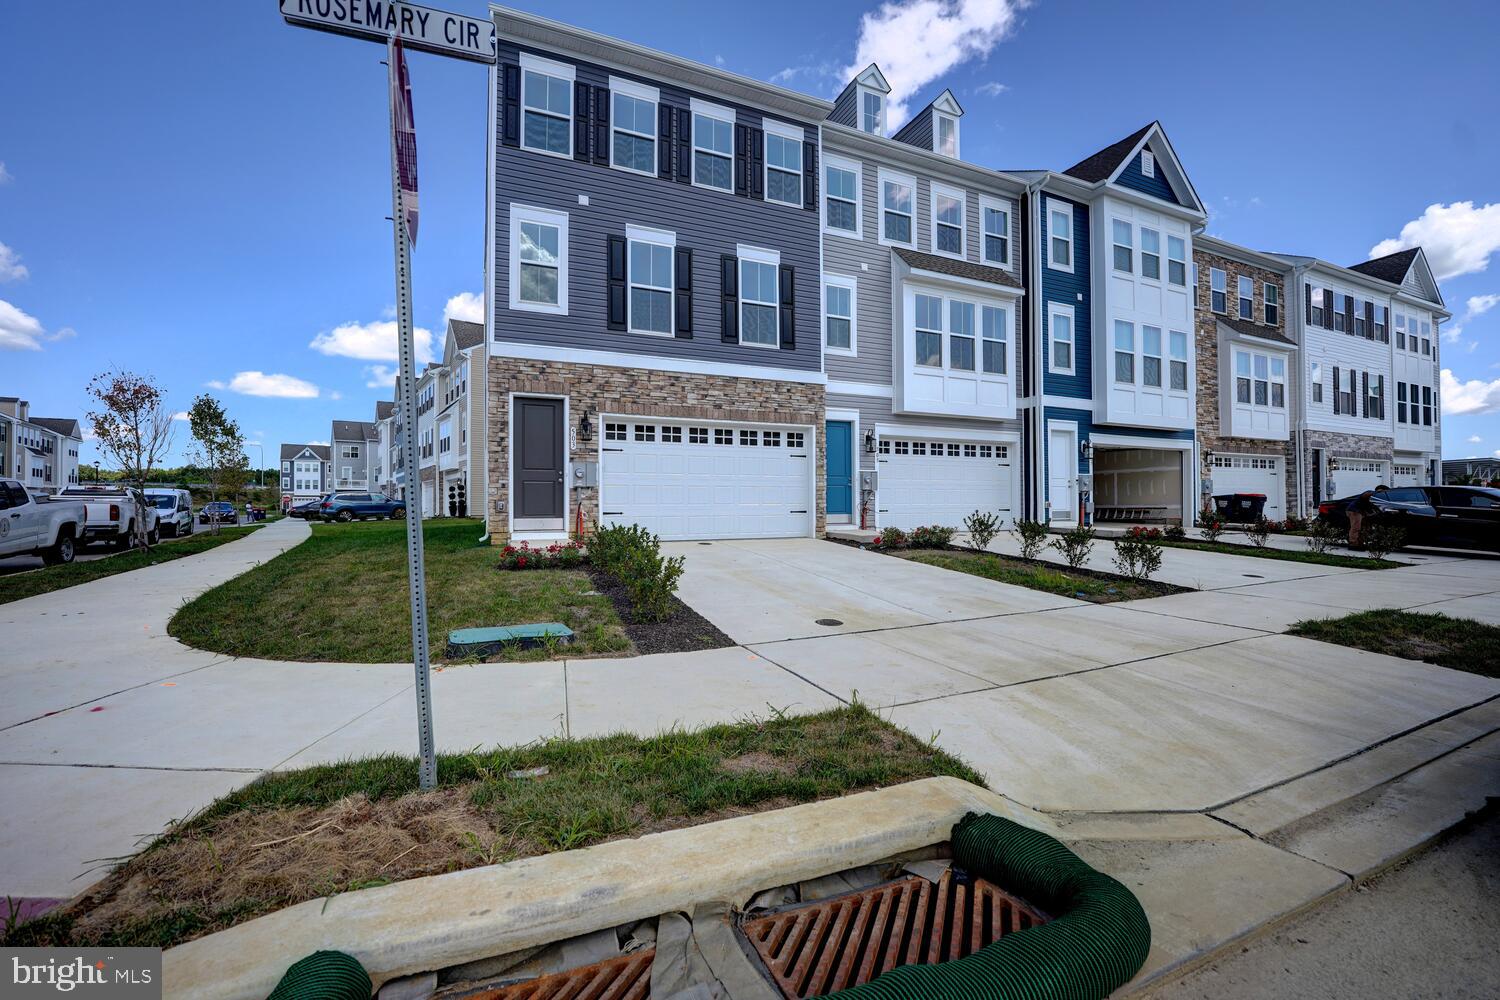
[720,254,738,342]
[802,139,817,211]
[733,124,749,196]
[1305,283,1312,324]
[501,64,521,147]
[674,247,693,338]
[1333,366,1341,414]
[1361,371,1369,417]
[657,104,673,178]
[606,236,627,330]
[676,108,692,183]
[1365,300,1375,339]
[572,81,590,161]
[592,86,610,166]
[1323,289,1334,327]
[1344,295,1355,334]
[749,127,764,200]
[1377,375,1385,419]
[778,265,796,350]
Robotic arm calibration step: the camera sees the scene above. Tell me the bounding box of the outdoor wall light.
[578,411,594,442]
[864,428,876,454]
[1079,439,1093,462]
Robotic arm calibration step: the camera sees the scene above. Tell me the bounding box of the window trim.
[934,112,959,158]
[823,274,857,356]
[519,53,575,160]
[878,168,917,248]
[1264,281,1280,325]
[859,87,885,135]
[762,117,804,207]
[1231,345,1288,413]
[1238,275,1254,320]
[625,224,676,338]
[979,194,1011,269]
[736,244,780,350]
[1111,218,1133,274]
[508,203,568,315]
[930,181,967,260]
[1139,226,1160,281]
[1047,301,1076,376]
[608,75,660,178]
[1046,198,1074,273]
[821,152,863,239]
[688,97,735,194]
[1167,235,1186,286]
[913,292,944,369]
[1209,267,1227,314]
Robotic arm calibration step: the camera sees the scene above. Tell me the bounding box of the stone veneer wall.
[1192,247,1296,518]
[485,358,825,543]
[1301,430,1395,511]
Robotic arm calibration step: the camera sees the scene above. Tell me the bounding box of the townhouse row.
[0,396,82,494]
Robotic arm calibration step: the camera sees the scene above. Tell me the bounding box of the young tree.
[186,394,249,535]
[85,369,174,548]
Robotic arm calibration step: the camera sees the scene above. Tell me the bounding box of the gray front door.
[514,397,564,526]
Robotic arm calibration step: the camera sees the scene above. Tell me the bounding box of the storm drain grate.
[464,949,654,1000]
[741,870,1049,998]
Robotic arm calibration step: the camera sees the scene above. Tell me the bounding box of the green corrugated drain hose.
[829,812,1151,1000]
[266,950,372,1000]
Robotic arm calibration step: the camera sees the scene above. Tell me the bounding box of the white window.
[509,204,568,314]
[932,183,965,257]
[1332,293,1346,332]
[1354,297,1367,337]
[1310,361,1323,404]
[935,113,959,157]
[980,197,1009,266]
[914,293,943,367]
[948,299,976,371]
[1047,199,1073,272]
[1142,326,1163,387]
[1048,302,1075,374]
[764,120,803,206]
[1141,149,1155,177]
[824,275,856,355]
[1264,282,1280,325]
[1210,267,1227,313]
[520,54,574,157]
[1140,228,1160,280]
[627,225,674,336]
[1112,219,1133,273]
[1169,331,1188,390]
[1309,284,1325,327]
[1167,236,1186,285]
[823,155,861,236]
[738,245,779,348]
[880,170,915,246]
[1114,321,1135,384]
[609,77,658,176]
[690,99,733,192]
[861,90,884,134]
[1238,275,1254,319]
[341,445,360,459]
[981,305,1008,374]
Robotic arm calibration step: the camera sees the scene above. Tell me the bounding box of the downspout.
[477,50,497,545]
[1024,177,1046,521]
[1291,262,1309,519]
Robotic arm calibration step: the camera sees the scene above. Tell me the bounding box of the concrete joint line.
[268,685,417,772]
[1200,811,1356,881]
[0,761,264,774]
[738,645,851,706]
[0,655,237,734]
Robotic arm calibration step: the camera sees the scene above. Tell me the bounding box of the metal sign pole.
[386,34,437,789]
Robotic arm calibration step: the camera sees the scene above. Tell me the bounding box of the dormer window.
[935,113,958,157]
[861,90,884,134]
[1141,149,1155,177]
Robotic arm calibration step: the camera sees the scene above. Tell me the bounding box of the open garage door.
[878,437,1014,530]
[599,418,813,540]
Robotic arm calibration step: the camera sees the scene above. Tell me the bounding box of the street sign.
[279,0,496,63]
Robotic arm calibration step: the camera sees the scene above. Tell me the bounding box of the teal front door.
[826,421,853,519]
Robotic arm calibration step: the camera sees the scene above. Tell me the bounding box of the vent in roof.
[1141,150,1155,178]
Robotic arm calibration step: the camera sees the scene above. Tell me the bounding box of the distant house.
[1443,457,1500,484]
[330,420,379,492]
[280,443,331,507]
[0,396,83,493]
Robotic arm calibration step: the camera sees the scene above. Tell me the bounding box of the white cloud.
[0,162,12,184]
[1468,435,1483,444]
[308,439,329,447]
[1441,368,1500,416]
[974,81,1008,97]
[0,299,71,351]
[207,371,320,399]
[442,290,484,324]
[309,319,434,364]
[0,241,29,282]
[844,0,1030,125]
[364,364,398,389]
[171,411,190,422]
[1370,202,1500,281]
[1443,292,1499,344]
[329,390,343,401]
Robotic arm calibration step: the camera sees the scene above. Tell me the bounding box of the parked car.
[146,488,194,537]
[287,497,327,520]
[198,501,237,525]
[319,492,406,522]
[1329,486,1500,552]
[0,478,85,564]
[58,485,160,548]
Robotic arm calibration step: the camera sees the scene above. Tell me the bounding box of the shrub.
[1112,533,1164,582]
[1245,517,1271,548]
[870,527,908,551]
[1198,508,1226,542]
[963,510,1002,553]
[909,525,956,549]
[1163,523,1187,541]
[1261,518,1287,534]
[1305,517,1342,554]
[1126,525,1163,541]
[498,540,588,570]
[587,523,684,621]
[1050,524,1096,569]
[1283,514,1309,532]
[1362,525,1406,560]
[1013,519,1049,561]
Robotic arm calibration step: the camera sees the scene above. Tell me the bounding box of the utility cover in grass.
[446,623,573,658]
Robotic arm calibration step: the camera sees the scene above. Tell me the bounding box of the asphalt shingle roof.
[29,417,81,437]
[1216,316,1295,347]
[1062,122,1155,183]
[449,318,484,350]
[331,420,377,442]
[375,400,395,421]
[894,247,1023,289]
[1347,248,1419,285]
[280,443,330,461]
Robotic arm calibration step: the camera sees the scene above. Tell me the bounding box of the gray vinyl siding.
[829,82,857,128]
[493,42,821,373]
[822,139,1022,389]
[828,392,1021,473]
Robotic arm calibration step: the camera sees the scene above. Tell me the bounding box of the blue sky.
[3,0,1498,464]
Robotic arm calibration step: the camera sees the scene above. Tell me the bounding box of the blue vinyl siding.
[493,42,821,372]
[1042,406,1093,507]
[1041,194,1091,398]
[1115,148,1183,206]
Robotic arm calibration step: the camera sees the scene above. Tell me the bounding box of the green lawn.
[167,518,630,662]
[1288,610,1500,676]
[1160,538,1398,569]
[898,549,1182,602]
[0,525,264,606]
[4,704,981,950]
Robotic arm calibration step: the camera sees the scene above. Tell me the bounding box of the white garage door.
[1208,454,1284,520]
[599,418,813,540]
[878,437,1013,530]
[1392,463,1422,488]
[1335,458,1388,496]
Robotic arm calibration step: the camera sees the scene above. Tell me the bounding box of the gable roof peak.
[1062,121,1158,182]
[1347,246,1420,282]
[853,63,890,93]
[930,88,963,117]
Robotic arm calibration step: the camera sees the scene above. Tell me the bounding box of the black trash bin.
[1213,493,1267,523]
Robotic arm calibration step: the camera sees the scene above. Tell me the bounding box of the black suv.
[1323,486,1500,552]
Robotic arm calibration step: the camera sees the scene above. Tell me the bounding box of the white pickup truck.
[0,478,86,564]
[57,485,160,549]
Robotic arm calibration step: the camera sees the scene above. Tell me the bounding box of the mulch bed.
[588,569,734,656]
